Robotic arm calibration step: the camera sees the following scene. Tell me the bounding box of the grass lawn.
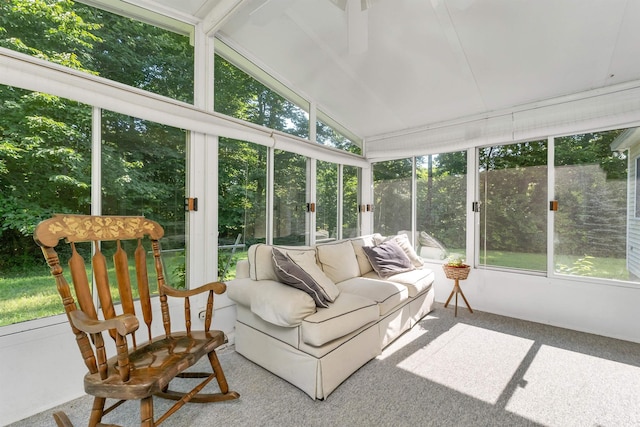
[481,251,629,280]
[0,254,186,327]
[0,249,631,327]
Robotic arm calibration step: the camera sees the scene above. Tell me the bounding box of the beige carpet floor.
[11,303,640,427]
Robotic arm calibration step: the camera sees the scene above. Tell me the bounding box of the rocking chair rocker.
[34,215,239,427]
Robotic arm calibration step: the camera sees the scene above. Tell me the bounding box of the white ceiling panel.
[107,0,640,141]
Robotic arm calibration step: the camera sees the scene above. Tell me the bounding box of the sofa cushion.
[362,240,415,278]
[248,244,315,281]
[350,234,380,276]
[226,277,255,307]
[338,277,409,316]
[388,234,425,268]
[300,293,378,347]
[287,250,340,302]
[251,280,318,327]
[272,248,330,308]
[365,267,435,298]
[316,240,360,283]
[375,234,424,268]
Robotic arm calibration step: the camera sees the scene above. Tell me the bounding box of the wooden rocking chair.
[34,215,239,427]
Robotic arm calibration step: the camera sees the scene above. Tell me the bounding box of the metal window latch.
[550,200,558,211]
[472,201,481,212]
[184,197,198,212]
[306,203,316,212]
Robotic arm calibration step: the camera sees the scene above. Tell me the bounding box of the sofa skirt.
[235,321,380,399]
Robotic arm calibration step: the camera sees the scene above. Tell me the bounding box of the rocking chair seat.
[85,330,227,400]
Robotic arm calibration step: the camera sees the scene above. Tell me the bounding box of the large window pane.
[214,55,309,138]
[0,86,91,326]
[373,159,412,236]
[1,1,194,103]
[316,119,361,155]
[479,141,547,271]
[316,161,338,243]
[218,138,267,279]
[274,150,307,245]
[343,165,360,238]
[101,111,187,290]
[554,131,630,281]
[416,152,467,261]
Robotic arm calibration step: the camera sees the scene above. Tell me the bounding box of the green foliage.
[556,255,596,276]
[373,159,413,235]
[0,0,191,269]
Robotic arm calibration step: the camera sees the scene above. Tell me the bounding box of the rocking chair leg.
[208,350,229,394]
[140,396,154,427]
[53,411,74,427]
[88,397,106,427]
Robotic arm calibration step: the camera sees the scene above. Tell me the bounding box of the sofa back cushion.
[287,250,340,302]
[248,244,315,281]
[316,240,361,283]
[350,234,380,276]
[272,248,330,308]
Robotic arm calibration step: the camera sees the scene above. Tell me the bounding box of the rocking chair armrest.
[70,310,140,336]
[160,281,227,298]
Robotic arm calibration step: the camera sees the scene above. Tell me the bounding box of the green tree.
[0,0,193,268]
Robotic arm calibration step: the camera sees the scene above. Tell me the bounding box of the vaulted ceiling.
[123,0,640,141]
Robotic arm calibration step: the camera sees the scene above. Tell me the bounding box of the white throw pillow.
[316,240,360,283]
[287,250,340,302]
[388,234,425,268]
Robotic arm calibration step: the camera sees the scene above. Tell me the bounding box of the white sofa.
[226,234,435,399]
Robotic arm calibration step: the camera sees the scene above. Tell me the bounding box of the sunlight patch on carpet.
[397,323,533,404]
[506,344,640,426]
[377,323,429,360]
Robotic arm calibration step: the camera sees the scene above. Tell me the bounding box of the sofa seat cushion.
[250,280,317,327]
[364,268,434,298]
[337,277,409,316]
[300,293,378,347]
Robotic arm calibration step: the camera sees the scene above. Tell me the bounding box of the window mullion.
[547,136,556,276]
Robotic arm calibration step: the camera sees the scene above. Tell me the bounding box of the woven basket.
[443,264,470,280]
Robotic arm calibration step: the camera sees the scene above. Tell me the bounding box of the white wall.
[0,297,237,426]
[429,263,640,344]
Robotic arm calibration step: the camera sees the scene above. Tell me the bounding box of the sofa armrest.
[252,281,317,327]
[226,277,255,307]
[235,259,250,279]
[227,277,317,327]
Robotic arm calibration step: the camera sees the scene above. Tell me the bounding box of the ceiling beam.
[347,0,368,55]
[202,0,252,35]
